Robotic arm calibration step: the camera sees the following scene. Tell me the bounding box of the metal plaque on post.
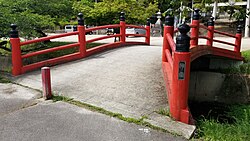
[178,61,185,80]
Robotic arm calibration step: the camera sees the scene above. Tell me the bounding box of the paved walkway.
[0,84,186,141]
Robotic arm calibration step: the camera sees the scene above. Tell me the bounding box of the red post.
[77,13,86,57]
[9,24,22,76]
[163,16,174,62]
[145,18,151,45]
[206,17,215,47]
[171,24,191,124]
[190,9,200,47]
[120,12,126,44]
[42,67,52,100]
[234,25,242,53]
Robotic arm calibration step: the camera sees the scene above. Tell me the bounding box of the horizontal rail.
[166,33,176,51]
[189,24,197,28]
[213,39,236,46]
[199,36,212,40]
[20,32,79,46]
[190,36,198,40]
[199,25,212,31]
[22,52,81,73]
[85,24,120,32]
[125,25,146,30]
[125,34,147,37]
[21,43,79,59]
[86,34,121,44]
[165,49,173,69]
[213,29,236,38]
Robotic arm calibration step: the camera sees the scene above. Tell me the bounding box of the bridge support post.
[190,9,200,47]
[145,18,151,45]
[206,17,214,47]
[9,24,22,76]
[172,24,191,124]
[77,13,86,58]
[162,15,174,62]
[235,25,242,53]
[120,12,126,44]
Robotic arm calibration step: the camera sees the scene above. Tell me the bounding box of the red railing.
[9,13,151,76]
[162,9,243,125]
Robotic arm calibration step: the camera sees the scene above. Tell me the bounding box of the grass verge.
[52,95,168,133]
[0,75,11,83]
[195,104,250,141]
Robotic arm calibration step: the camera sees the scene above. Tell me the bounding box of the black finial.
[10,24,18,38]
[146,18,150,26]
[207,17,214,26]
[165,15,174,26]
[120,12,125,21]
[78,13,84,26]
[237,25,242,33]
[176,23,190,52]
[192,8,200,20]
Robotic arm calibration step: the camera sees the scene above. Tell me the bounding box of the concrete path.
[0,83,186,141]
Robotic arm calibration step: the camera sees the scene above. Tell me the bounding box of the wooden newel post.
[9,24,22,76]
[77,13,86,58]
[120,12,126,44]
[172,23,191,124]
[206,17,215,47]
[190,9,200,47]
[42,67,52,100]
[235,25,242,53]
[145,18,151,45]
[162,15,174,62]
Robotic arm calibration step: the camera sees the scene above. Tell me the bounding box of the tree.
[73,0,158,25]
[0,0,74,38]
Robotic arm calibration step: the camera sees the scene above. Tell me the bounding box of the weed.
[195,104,250,141]
[156,108,170,117]
[51,95,169,133]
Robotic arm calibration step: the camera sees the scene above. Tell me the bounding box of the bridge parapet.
[9,12,150,76]
[162,9,244,124]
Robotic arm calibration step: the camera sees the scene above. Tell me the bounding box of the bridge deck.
[14,45,167,119]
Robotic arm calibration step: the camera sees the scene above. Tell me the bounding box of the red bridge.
[9,10,243,125]
[162,9,243,124]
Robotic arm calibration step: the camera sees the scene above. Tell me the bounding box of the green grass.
[0,75,11,83]
[52,95,168,133]
[195,104,250,141]
[156,108,170,117]
[242,50,250,63]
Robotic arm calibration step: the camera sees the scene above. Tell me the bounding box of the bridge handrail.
[85,24,120,32]
[213,29,236,38]
[125,25,146,30]
[213,39,236,46]
[22,43,80,59]
[162,9,243,124]
[9,13,151,76]
[20,32,79,46]
[166,33,176,51]
[86,34,121,43]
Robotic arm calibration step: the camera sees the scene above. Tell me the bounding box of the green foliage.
[73,0,158,25]
[156,108,170,116]
[196,104,250,141]
[242,50,250,63]
[0,0,74,38]
[0,75,11,83]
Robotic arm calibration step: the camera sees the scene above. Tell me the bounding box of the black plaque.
[178,62,185,80]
